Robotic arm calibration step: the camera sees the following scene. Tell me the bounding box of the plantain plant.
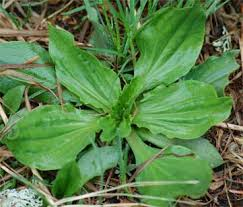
[0,3,239,207]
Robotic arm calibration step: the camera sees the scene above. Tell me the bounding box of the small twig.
[42,0,74,23]
[0,103,8,125]
[0,167,26,187]
[85,182,98,192]
[15,1,27,18]
[2,0,15,9]
[57,80,64,106]
[0,38,7,42]
[24,55,40,64]
[31,168,54,199]
[1,1,25,41]
[0,63,52,71]
[104,169,113,189]
[225,182,233,207]
[24,86,32,111]
[64,192,203,206]
[215,123,243,132]
[229,189,243,195]
[63,204,153,207]
[80,20,90,42]
[0,70,58,101]
[0,29,47,37]
[55,180,198,205]
[230,71,242,83]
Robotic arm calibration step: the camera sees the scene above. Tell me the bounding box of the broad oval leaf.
[175,138,223,168]
[4,105,100,170]
[3,85,25,114]
[137,129,223,168]
[52,161,81,198]
[133,80,232,139]
[77,146,119,188]
[185,51,240,96]
[135,4,206,91]
[127,132,212,207]
[48,25,121,112]
[0,41,56,92]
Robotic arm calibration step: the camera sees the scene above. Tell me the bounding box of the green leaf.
[3,85,25,114]
[52,161,81,198]
[112,77,144,120]
[77,146,119,187]
[135,4,206,91]
[127,132,212,207]
[137,129,223,168]
[100,77,143,141]
[133,80,232,139]
[0,77,22,94]
[48,25,121,112]
[4,105,100,170]
[99,116,131,141]
[185,51,240,95]
[0,41,56,92]
[52,146,119,198]
[175,138,223,168]
[118,117,132,138]
[98,77,144,141]
[99,116,117,142]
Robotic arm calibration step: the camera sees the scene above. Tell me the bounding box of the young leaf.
[118,117,132,138]
[0,41,56,92]
[4,105,100,170]
[135,4,206,91]
[99,77,143,141]
[52,161,81,198]
[112,76,144,119]
[99,116,131,141]
[133,80,232,139]
[127,132,212,207]
[3,85,25,114]
[99,116,117,142]
[48,25,121,112]
[77,146,119,188]
[137,129,223,168]
[184,51,239,95]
